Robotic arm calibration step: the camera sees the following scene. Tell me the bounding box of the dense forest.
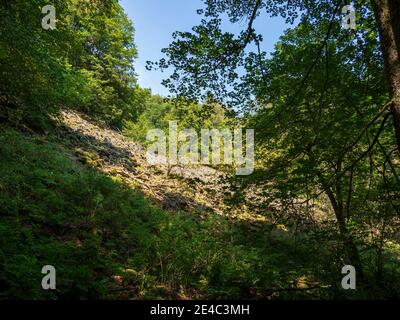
[0,0,399,300]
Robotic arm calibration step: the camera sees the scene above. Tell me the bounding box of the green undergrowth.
[0,127,398,300]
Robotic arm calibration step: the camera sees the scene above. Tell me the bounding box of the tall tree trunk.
[371,0,400,154]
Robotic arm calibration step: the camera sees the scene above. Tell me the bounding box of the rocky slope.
[57,110,219,211]
[53,110,330,235]
[56,110,261,220]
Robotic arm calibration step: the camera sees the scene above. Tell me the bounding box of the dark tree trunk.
[371,0,400,154]
[325,187,364,278]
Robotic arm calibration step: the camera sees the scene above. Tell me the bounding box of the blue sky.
[120,0,294,97]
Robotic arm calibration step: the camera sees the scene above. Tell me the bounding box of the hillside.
[59,110,225,213]
[57,110,275,226]
[1,109,399,300]
[0,110,327,299]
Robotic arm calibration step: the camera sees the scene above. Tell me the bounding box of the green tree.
[153,0,400,153]
[0,0,141,129]
[154,0,400,277]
